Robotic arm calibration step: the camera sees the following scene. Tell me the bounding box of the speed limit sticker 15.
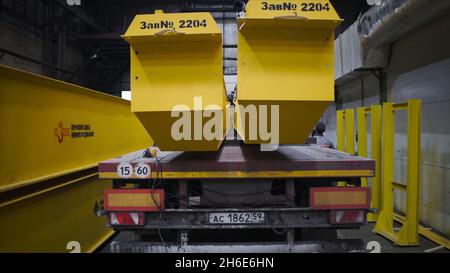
[117,162,151,179]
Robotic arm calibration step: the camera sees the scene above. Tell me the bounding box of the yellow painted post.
[369,105,382,222]
[374,103,395,238]
[336,110,346,186]
[337,110,345,152]
[345,109,355,155]
[357,107,368,187]
[357,106,382,222]
[398,99,421,245]
[374,100,421,246]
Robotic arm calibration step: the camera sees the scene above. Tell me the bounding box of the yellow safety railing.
[336,101,449,248]
[356,106,382,222]
[374,99,421,246]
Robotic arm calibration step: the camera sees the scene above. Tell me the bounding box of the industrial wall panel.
[390,59,450,236]
[394,159,450,236]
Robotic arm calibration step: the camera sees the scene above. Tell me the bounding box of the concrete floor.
[338,223,449,253]
[99,223,449,253]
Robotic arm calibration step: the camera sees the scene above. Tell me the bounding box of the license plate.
[209,212,265,224]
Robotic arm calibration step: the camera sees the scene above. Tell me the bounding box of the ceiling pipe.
[359,0,450,49]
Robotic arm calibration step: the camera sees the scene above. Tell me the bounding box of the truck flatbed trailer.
[99,144,374,180]
[98,143,375,253]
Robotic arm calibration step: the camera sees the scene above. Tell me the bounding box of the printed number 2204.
[301,3,330,12]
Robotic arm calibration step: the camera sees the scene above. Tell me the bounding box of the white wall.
[327,13,450,236]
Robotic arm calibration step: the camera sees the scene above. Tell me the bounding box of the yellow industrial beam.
[0,169,114,253]
[0,65,152,252]
[0,65,152,191]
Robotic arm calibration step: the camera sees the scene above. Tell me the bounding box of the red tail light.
[108,212,145,226]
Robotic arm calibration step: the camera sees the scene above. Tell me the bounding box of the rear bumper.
[109,208,366,230]
[109,239,365,253]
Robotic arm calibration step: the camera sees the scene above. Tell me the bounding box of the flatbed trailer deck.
[99,144,374,180]
[98,144,375,253]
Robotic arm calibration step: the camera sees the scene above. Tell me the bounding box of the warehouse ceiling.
[0,0,370,95]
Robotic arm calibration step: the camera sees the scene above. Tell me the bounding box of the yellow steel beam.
[0,64,152,191]
[0,65,152,252]
[0,170,114,253]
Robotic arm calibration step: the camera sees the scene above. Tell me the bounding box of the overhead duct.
[359,0,450,49]
[335,0,450,84]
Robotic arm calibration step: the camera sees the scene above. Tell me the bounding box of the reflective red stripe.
[109,212,145,226]
[329,210,365,224]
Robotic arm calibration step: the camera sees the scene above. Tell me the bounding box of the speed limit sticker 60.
[134,163,151,179]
